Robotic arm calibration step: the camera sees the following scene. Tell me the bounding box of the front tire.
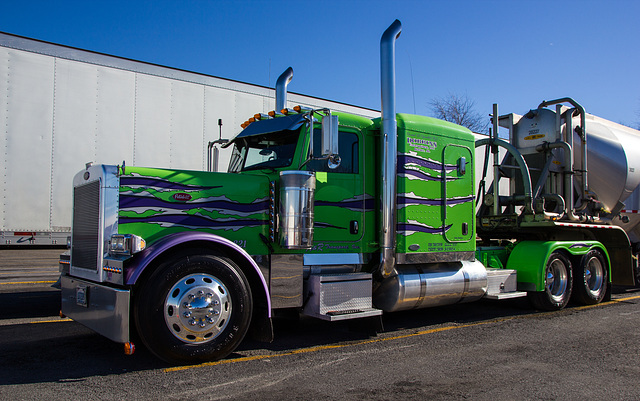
[134,250,252,365]
[528,251,573,311]
[572,249,608,305]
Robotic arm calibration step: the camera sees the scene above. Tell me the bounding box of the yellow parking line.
[164,322,490,373]
[164,293,640,373]
[574,294,640,311]
[29,318,72,324]
[0,280,57,285]
[0,271,58,275]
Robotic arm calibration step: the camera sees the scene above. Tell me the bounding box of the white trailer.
[0,32,378,246]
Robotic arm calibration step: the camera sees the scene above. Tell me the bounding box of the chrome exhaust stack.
[374,20,490,310]
[379,19,402,279]
[275,67,294,112]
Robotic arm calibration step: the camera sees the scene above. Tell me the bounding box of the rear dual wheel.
[529,249,609,311]
[572,249,607,305]
[529,252,573,311]
[134,250,252,365]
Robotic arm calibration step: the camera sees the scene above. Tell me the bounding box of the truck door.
[306,129,368,252]
[443,143,474,244]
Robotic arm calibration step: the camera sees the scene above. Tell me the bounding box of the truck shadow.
[0,289,61,319]
[0,325,166,385]
[1,286,637,385]
[240,296,536,355]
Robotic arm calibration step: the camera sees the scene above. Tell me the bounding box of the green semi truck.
[60,20,640,364]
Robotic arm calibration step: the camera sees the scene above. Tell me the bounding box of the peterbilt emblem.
[173,193,192,201]
[83,171,90,180]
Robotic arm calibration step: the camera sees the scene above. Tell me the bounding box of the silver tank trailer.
[619,186,640,246]
[512,107,640,234]
[570,113,640,211]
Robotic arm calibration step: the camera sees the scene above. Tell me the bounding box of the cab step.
[484,268,527,300]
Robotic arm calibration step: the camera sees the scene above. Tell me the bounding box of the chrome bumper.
[61,275,130,343]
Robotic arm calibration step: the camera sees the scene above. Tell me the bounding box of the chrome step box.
[484,268,527,299]
[303,273,382,321]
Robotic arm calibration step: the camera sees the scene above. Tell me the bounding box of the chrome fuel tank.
[373,260,487,312]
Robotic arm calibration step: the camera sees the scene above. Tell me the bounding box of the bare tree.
[429,93,489,134]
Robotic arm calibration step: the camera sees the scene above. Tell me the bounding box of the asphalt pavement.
[1,249,639,400]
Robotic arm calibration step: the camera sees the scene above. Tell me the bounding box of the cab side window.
[307,130,359,174]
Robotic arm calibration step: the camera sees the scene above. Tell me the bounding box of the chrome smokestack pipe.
[275,67,294,111]
[379,19,402,279]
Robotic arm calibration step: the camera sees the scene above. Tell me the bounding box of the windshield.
[228,129,301,172]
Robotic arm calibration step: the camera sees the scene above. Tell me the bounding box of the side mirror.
[321,114,341,169]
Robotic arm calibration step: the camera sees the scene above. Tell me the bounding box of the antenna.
[406,50,416,114]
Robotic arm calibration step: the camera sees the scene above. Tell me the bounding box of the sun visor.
[223,114,307,148]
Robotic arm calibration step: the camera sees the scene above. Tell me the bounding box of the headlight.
[109,234,146,256]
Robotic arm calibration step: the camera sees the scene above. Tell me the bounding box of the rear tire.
[528,251,573,311]
[572,249,608,305]
[134,250,252,365]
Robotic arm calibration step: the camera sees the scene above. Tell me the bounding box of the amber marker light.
[124,342,136,355]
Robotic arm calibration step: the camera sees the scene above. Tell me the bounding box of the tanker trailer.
[497,99,640,220]
[476,99,640,310]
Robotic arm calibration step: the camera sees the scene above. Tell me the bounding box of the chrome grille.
[72,180,101,270]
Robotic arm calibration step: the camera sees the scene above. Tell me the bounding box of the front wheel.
[528,251,573,311]
[134,250,252,364]
[572,249,608,305]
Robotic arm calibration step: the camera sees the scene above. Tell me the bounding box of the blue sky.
[2,0,639,129]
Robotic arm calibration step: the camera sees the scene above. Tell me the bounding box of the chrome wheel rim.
[164,273,231,344]
[546,258,568,303]
[585,256,605,297]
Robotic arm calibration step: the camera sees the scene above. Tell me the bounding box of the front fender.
[124,232,271,314]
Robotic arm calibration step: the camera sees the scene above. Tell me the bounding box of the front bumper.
[61,275,130,343]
